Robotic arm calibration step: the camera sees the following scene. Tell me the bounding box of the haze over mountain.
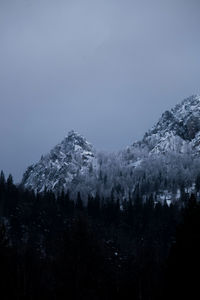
[22,95,200,201]
[1,0,200,182]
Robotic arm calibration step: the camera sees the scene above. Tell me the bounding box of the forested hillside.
[0,171,200,299]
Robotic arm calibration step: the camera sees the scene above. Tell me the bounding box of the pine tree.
[7,174,13,187]
[0,170,5,189]
[75,192,84,211]
[165,194,200,299]
[195,173,200,192]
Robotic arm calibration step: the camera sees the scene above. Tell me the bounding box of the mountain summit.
[22,130,96,193]
[130,95,200,155]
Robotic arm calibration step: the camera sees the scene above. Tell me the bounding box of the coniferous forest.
[0,170,200,299]
[1,0,200,299]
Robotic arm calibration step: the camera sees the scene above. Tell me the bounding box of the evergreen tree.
[0,170,5,189]
[195,173,200,193]
[165,194,200,299]
[75,192,84,211]
[7,174,13,187]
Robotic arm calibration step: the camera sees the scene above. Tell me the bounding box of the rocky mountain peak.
[22,130,96,193]
[173,95,200,116]
[57,130,93,154]
[64,130,90,146]
[144,95,200,144]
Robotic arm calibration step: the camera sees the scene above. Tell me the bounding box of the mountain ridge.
[130,94,200,155]
[22,95,200,201]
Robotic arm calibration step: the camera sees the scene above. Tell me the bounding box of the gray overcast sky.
[0,0,200,182]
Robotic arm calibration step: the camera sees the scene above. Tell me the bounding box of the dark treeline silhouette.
[0,170,199,299]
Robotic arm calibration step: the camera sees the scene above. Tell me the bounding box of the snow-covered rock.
[125,95,200,160]
[22,130,97,193]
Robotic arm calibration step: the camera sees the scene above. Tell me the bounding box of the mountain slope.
[22,130,96,193]
[126,95,200,160]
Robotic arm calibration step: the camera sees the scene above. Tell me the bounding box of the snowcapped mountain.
[117,95,200,203]
[22,95,200,200]
[22,130,97,193]
[126,95,200,160]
